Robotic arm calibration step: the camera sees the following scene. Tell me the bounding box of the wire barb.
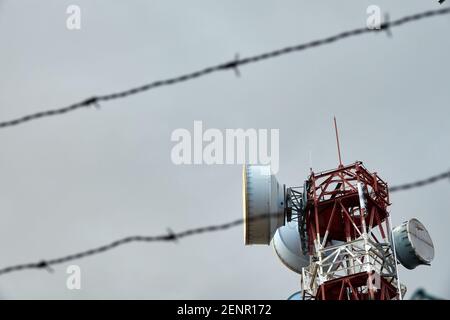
[232,53,241,77]
[381,13,393,37]
[165,228,178,242]
[37,260,54,273]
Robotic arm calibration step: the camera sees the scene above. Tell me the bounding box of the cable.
[0,217,245,276]
[1,8,450,129]
[0,168,448,277]
[389,169,450,192]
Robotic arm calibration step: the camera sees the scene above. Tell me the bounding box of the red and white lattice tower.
[300,119,403,300]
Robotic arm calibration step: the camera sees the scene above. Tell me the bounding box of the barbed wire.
[389,169,450,192]
[1,7,450,129]
[0,168,448,277]
[0,6,449,280]
[0,217,246,276]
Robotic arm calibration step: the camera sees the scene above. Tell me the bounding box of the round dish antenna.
[272,220,309,273]
[393,218,435,270]
[243,165,285,245]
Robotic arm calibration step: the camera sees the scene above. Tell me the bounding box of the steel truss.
[299,162,402,300]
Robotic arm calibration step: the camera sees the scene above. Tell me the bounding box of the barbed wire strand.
[0,217,245,276]
[1,7,450,129]
[389,169,450,192]
[0,169,448,277]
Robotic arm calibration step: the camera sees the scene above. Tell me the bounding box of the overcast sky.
[0,0,449,299]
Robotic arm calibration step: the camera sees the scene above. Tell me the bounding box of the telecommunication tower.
[243,118,435,300]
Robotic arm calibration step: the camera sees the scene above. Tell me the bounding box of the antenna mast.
[334,117,343,167]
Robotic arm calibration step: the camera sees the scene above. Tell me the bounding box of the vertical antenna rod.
[334,116,343,167]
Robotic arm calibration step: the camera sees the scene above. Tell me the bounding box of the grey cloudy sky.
[0,0,449,299]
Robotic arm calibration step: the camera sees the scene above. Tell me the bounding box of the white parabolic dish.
[393,218,435,270]
[272,220,309,274]
[243,165,284,245]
